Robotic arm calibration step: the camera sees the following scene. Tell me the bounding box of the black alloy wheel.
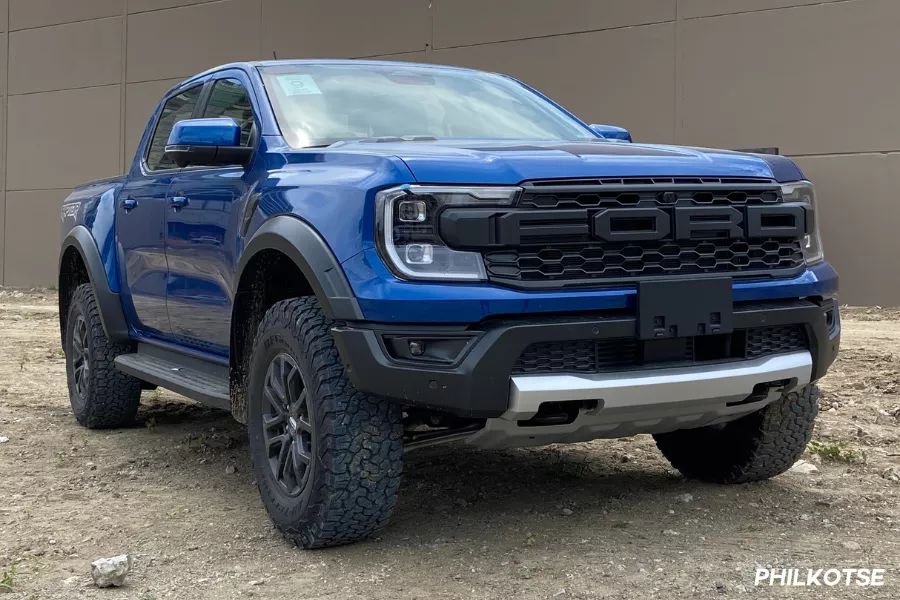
[70,314,90,404]
[261,353,314,498]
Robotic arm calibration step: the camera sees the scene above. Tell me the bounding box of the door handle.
[122,198,138,211]
[170,196,189,209]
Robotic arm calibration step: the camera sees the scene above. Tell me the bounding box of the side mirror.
[164,118,252,168]
[589,124,633,143]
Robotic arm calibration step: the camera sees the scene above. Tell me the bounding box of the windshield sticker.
[276,74,323,96]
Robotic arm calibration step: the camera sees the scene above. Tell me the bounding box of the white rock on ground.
[788,460,819,475]
[90,554,133,588]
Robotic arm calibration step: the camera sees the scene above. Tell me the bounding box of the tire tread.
[654,384,819,484]
[250,297,403,548]
[66,284,141,429]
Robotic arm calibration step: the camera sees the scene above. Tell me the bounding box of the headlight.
[781,181,824,264]
[376,185,521,280]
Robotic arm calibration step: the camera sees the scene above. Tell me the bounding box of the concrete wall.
[0,0,891,304]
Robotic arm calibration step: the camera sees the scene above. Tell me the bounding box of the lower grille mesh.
[485,239,804,283]
[746,325,808,359]
[512,325,807,375]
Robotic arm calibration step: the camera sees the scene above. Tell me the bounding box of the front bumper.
[332,298,840,419]
[468,351,812,448]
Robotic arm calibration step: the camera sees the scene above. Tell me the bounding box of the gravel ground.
[0,290,898,599]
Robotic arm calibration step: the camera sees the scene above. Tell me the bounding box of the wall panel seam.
[673,1,681,145]
[683,0,863,21]
[9,82,121,98]
[431,19,677,51]
[788,150,900,159]
[127,75,188,86]
[426,0,433,61]
[7,187,78,193]
[128,0,232,16]
[120,5,128,174]
[352,49,429,60]
[9,13,124,33]
[259,0,264,60]
[1,0,8,284]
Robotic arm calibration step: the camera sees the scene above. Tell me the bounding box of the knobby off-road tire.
[247,297,404,549]
[654,384,820,484]
[64,283,142,429]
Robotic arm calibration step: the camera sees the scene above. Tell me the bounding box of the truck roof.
[186,59,478,82]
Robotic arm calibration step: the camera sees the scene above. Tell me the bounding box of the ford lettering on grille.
[592,205,807,242]
[436,178,811,288]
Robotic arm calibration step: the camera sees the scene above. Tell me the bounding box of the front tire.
[653,384,820,484]
[64,283,142,429]
[247,297,403,548]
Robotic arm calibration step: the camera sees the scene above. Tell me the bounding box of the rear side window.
[203,78,255,146]
[146,85,203,171]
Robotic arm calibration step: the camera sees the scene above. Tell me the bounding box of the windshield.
[258,63,593,148]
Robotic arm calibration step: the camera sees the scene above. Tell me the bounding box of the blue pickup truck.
[58,60,839,548]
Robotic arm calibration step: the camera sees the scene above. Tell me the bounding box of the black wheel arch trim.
[236,215,363,320]
[59,225,131,344]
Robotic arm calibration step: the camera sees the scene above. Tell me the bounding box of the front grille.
[746,325,807,359]
[511,325,808,375]
[519,177,782,209]
[477,178,806,288]
[485,239,803,282]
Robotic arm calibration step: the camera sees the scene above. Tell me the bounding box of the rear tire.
[64,283,142,429]
[653,384,819,484]
[247,297,403,548]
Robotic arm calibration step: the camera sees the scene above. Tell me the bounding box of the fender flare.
[235,216,363,320]
[59,225,131,343]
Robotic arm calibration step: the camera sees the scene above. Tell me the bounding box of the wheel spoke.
[291,441,308,486]
[290,389,309,419]
[280,357,300,409]
[279,439,294,483]
[296,415,313,433]
[266,432,290,454]
[268,363,287,402]
[293,437,311,465]
[263,412,285,429]
[263,386,286,418]
[72,332,83,355]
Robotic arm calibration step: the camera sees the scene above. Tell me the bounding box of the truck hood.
[330,139,801,184]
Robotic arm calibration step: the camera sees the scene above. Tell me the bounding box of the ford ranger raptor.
[58,60,839,548]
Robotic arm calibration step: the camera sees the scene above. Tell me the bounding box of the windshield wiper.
[361,136,439,143]
[305,136,439,149]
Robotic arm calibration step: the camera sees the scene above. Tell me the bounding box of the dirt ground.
[0,289,898,600]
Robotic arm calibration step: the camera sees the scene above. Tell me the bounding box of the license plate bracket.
[637,278,733,340]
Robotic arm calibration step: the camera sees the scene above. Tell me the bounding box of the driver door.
[117,84,203,338]
[164,73,260,355]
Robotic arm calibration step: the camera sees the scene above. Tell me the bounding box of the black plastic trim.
[480,264,808,291]
[136,334,229,366]
[332,299,839,419]
[59,226,130,343]
[236,215,363,320]
[116,343,230,410]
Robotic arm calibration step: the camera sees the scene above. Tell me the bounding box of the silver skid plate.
[466,351,813,449]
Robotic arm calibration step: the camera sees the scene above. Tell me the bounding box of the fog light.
[398,200,427,222]
[405,244,433,265]
[408,340,426,356]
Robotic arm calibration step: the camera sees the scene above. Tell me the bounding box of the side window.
[146,86,203,171]
[203,78,256,146]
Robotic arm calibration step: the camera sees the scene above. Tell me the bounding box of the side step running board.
[114,343,230,410]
